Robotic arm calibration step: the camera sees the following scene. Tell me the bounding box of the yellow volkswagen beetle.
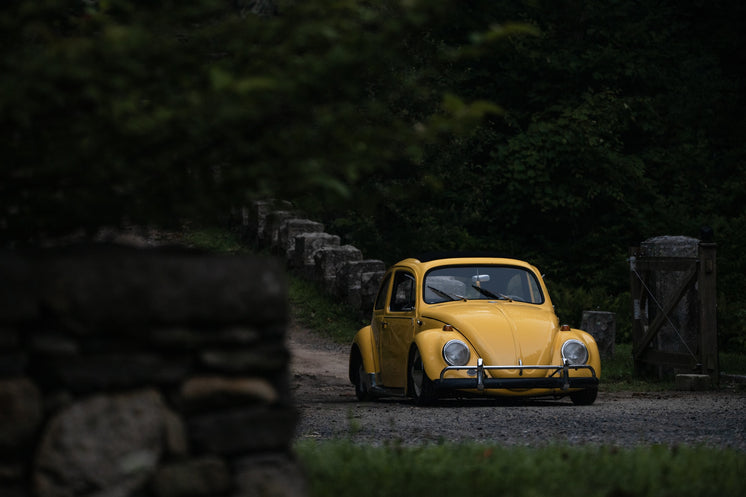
[349,254,601,405]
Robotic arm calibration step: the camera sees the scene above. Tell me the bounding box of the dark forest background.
[2,0,745,350]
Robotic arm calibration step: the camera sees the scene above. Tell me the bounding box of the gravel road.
[288,322,746,450]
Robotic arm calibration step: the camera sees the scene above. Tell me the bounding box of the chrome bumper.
[437,358,598,392]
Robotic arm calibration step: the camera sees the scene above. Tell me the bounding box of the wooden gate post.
[698,242,718,381]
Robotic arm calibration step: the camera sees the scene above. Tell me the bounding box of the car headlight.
[443,340,470,366]
[561,339,589,365]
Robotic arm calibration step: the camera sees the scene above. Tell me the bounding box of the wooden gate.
[629,241,718,380]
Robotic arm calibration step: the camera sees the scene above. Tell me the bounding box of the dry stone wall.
[0,245,304,497]
[238,200,385,318]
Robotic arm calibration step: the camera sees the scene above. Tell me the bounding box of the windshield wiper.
[427,285,464,302]
[471,285,511,301]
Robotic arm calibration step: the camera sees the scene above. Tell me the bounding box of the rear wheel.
[570,387,598,405]
[409,347,437,405]
[351,353,373,401]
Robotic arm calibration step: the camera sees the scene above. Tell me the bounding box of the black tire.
[408,347,437,405]
[352,353,373,401]
[570,387,598,406]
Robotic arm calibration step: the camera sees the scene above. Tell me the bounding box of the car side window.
[389,271,415,312]
[374,273,392,311]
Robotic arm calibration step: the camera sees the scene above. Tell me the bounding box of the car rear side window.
[389,271,415,312]
[374,273,392,310]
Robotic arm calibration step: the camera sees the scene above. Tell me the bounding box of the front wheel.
[570,387,598,405]
[408,347,437,405]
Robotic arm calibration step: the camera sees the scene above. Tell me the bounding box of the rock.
[233,453,308,497]
[278,219,324,258]
[34,389,174,497]
[199,345,289,374]
[580,311,615,359]
[43,353,191,393]
[30,249,286,329]
[187,407,297,455]
[313,246,363,288]
[181,376,279,412]
[0,379,42,454]
[151,456,231,497]
[675,374,713,391]
[291,232,341,278]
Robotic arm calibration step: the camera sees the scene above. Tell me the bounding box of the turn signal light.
[443,324,454,331]
[560,324,571,331]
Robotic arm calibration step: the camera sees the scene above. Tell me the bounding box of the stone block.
[360,270,386,315]
[0,353,27,376]
[246,200,293,244]
[8,248,286,329]
[151,456,231,497]
[0,253,40,323]
[292,233,340,276]
[199,343,289,374]
[675,374,713,391]
[43,353,191,393]
[313,245,363,288]
[333,260,386,299]
[0,379,42,454]
[187,407,297,455]
[581,311,615,358]
[180,376,279,413]
[334,260,386,314]
[278,219,324,259]
[262,211,295,252]
[234,453,308,497]
[34,390,172,497]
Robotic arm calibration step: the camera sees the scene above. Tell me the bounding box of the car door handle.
[381,321,388,329]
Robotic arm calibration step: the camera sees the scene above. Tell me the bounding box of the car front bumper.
[436,358,599,392]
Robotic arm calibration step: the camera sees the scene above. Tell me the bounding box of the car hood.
[423,302,558,373]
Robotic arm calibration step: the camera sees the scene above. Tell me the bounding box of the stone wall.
[0,245,304,497]
[238,200,385,319]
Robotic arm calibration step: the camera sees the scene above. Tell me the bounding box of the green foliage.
[181,226,247,254]
[295,0,746,352]
[288,274,364,344]
[546,283,631,342]
[4,0,746,351]
[0,0,472,244]
[296,440,746,497]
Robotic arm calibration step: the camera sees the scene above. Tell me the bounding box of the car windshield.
[423,265,544,304]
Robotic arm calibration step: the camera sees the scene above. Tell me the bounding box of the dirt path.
[287,322,746,450]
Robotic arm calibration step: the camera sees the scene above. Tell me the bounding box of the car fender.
[412,329,454,383]
[553,328,602,378]
[350,325,377,380]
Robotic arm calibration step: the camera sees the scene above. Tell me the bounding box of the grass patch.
[295,440,746,497]
[600,343,674,392]
[288,274,366,344]
[721,350,746,376]
[181,227,248,253]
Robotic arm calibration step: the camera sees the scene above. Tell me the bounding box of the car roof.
[411,251,507,263]
[392,252,537,273]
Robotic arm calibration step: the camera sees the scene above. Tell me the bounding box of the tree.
[1,0,497,245]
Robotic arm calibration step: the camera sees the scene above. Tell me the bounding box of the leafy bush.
[545,283,631,343]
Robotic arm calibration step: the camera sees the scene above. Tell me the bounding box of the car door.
[379,270,416,388]
[370,271,392,378]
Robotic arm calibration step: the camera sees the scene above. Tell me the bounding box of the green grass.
[181,226,248,253]
[295,440,746,497]
[721,350,746,376]
[288,274,366,344]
